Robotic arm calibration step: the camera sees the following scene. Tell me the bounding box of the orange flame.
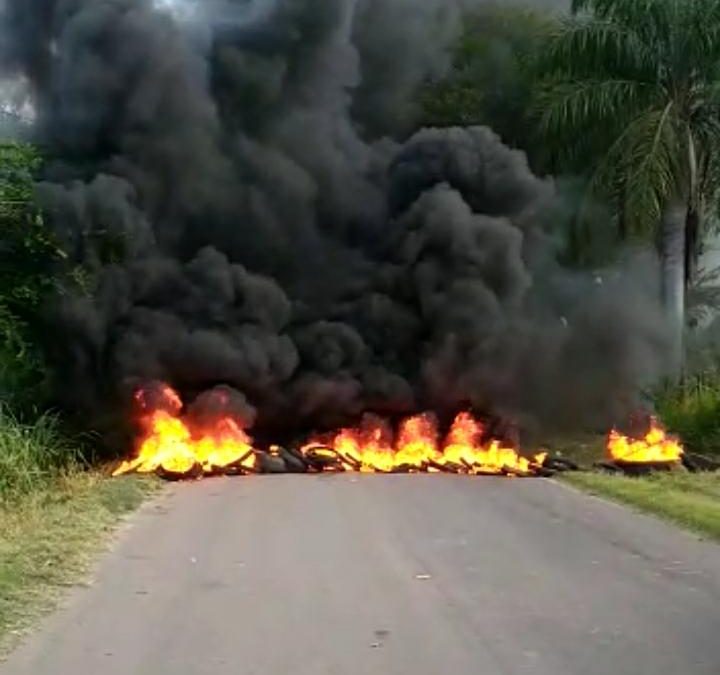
[302,411,547,476]
[112,385,256,477]
[607,418,684,464]
[113,385,548,478]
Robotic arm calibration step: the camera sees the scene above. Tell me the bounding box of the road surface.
[2,475,720,674]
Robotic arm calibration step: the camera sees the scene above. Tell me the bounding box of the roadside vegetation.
[655,375,720,456]
[0,406,157,654]
[546,433,720,541]
[0,468,155,655]
[564,471,720,540]
[0,142,159,651]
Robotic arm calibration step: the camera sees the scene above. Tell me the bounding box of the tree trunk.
[568,211,582,264]
[617,177,628,242]
[660,202,687,375]
[684,207,700,288]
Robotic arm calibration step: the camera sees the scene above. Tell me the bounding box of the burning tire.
[156,462,203,481]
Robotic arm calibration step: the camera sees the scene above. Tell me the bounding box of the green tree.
[534,0,720,370]
[0,142,64,410]
[419,5,556,172]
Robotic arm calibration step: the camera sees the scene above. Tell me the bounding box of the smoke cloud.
[1,0,666,444]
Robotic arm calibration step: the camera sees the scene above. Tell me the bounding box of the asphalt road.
[3,475,720,675]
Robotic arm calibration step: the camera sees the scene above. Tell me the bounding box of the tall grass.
[654,373,720,456]
[0,408,80,502]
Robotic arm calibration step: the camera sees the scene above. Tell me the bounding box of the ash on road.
[3,476,719,675]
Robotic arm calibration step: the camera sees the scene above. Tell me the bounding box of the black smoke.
[1,0,667,446]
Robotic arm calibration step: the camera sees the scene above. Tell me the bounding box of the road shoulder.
[0,473,159,657]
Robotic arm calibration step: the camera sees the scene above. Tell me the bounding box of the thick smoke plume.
[0,0,667,445]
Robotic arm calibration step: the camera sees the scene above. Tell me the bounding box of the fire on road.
[112,383,685,481]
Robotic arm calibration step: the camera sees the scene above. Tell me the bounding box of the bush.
[0,409,80,502]
[0,306,49,414]
[0,142,65,413]
[654,374,720,456]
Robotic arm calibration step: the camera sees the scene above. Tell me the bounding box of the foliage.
[418,5,619,265]
[0,313,47,414]
[0,142,65,411]
[0,140,156,640]
[654,373,720,456]
[534,0,720,239]
[419,5,556,171]
[0,143,64,311]
[686,265,720,327]
[0,409,80,503]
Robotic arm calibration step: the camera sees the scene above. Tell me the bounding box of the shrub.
[655,374,720,456]
[0,142,64,413]
[0,408,80,502]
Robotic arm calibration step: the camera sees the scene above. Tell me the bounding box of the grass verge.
[547,434,720,541]
[562,471,720,541]
[0,473,159,656]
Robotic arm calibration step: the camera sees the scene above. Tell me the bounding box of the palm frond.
[534,78,653,149]
[623,103,681,234]
[683,105,720,218]
[571,0,671,27]
[575,103,679,235]
[539,16,656,81]
[683,0,720,65]
[529,0,720,251]
[687,264,720,326]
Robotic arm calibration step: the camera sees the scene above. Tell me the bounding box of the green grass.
[563,471,720,540]
[542,432,720,540]
[0,409,79,502]
[547,432,720,540]
[0,410,158,655]
[0,473,158,655]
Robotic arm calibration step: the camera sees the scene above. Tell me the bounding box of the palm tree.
[534,0,720,372]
